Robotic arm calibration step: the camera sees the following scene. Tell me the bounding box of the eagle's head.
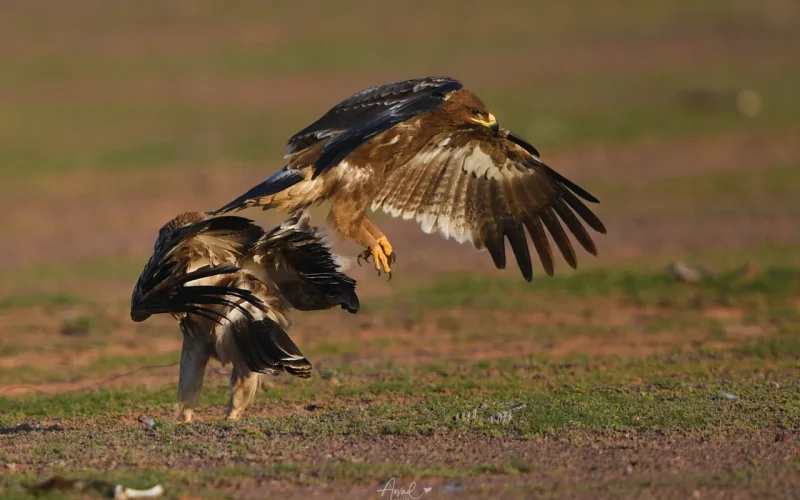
[156,212,206,247]
[443,89,499,135]
[131,212,206,323]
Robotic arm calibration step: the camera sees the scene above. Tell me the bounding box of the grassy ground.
[1,254,798,498]
[1,0,799,498]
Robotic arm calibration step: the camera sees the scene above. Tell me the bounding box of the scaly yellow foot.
[376,236,396,267]
[357,244,393,276]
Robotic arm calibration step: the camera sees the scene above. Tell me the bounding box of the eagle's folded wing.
[370,128,607,281]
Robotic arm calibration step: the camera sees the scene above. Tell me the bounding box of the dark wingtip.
[340,291,360,314]
[130,311,151,322]
[542,165,601,204]
[505,224,533,282]
[211,167,304,215]
[507,131,541,158]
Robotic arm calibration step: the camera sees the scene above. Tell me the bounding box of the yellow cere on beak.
[488,113,499,134]
[474,113,500,134]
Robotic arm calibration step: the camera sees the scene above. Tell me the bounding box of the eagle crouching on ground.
[130,211,359,422]
[212,76,606,281]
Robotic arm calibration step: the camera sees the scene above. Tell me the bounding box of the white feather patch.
[461,147,505,181]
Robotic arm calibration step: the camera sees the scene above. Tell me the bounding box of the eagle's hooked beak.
[488,113,499,135]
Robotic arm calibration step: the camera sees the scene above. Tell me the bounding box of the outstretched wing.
[370,127,607,281]
[248,212,360,313]
[285,76,463,178]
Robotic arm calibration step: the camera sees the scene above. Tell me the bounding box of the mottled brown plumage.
[213,76,606,281]
[130,211,359,422]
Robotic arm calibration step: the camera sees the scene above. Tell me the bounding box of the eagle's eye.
[470,108,482,117]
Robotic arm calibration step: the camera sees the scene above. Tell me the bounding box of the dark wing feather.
[132,215,265,320]
[371,128,606,281]
[252,213,360,313]
[230,318,312,377]
[284,76,462,178]
[286,76,462,156]
[131,264,266,322]
[210,167,306,215]
[505,131,541,158]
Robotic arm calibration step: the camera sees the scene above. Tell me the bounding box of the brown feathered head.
[440,89,499,134]
[157,212,206,246]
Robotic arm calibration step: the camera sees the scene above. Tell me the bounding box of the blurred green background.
[1,0,797,175]
[1,0,798,273]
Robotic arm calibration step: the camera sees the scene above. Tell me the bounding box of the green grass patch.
[397,263,800,310]
[2,337,796,432]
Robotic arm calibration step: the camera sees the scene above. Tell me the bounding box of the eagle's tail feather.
[230,318,312,377]
[210,167,304,215]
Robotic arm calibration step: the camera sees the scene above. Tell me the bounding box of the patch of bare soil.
[241,430,800,500]
[1,427,796,499]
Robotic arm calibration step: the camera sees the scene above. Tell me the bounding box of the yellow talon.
[376,236,396,268]
[376,236,393,257]
[358,244,393,276]
[372,245,391,274]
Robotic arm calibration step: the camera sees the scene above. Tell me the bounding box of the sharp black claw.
[357,248,372,267]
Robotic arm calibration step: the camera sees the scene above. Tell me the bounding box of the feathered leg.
[177,336,210,423]
[328,202,393,276]
[226,368,261,420]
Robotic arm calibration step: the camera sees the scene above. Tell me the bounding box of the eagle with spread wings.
[130,211,359,422]
[212,76,606,281]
